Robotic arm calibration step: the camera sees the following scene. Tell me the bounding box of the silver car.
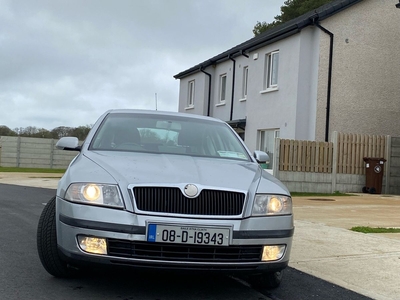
[37,109,293,288]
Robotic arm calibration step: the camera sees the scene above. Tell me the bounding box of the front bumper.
[56,197,294,273]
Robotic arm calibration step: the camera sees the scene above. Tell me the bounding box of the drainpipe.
[229,56,236,121]
[200,67,212,117]
[315,22,334,142]
[240,50,249,58]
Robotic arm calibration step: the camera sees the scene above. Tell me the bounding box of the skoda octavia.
[37,109,293,288]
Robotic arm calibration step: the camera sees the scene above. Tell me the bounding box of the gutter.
[200,67,212,117]
[242,27,301,53]
[174,23,305,80]
[314,21,334,142]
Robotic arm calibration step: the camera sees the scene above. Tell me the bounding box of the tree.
[51,126,73,139]
[13,127,24,135]
[0,125,17,136]
[33,128,53,138]
[20,126,39,137]
[70,125,92,141]
[253,0,333,36]
[2,123,93,140]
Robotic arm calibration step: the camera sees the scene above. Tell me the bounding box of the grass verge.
[351,226,400,234]
[0,167,66,173]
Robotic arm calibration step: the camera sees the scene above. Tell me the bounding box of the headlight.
[252,195,292,216]
[65,183,124,208]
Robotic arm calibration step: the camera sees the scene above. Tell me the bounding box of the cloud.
[0,0,281,130]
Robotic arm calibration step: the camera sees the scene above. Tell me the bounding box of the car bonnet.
[82,151,286,194]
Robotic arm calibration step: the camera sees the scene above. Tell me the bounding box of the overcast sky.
[0,0,283,130]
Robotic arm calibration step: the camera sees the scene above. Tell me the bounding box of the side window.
[242,66,248,99]
[264,51,279,90]
[219,74,227,103]
[187,80,195,107]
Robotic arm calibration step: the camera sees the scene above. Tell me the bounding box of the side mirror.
[56,137,81,151]
[254,150,270,164]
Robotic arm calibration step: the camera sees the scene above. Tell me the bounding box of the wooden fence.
[278,132,387,175]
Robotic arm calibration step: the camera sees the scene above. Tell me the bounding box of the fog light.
[262,245,285,261]
[78,236,107,255]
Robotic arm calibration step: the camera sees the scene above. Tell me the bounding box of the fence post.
[331,131,338,193]
[273,138,280,179]
[50,139,55,169]
[384,136,391,194]
[16,136,21,168]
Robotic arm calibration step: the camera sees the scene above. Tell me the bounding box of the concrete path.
[1,173,400,299]
[0,172,62,189]
[291,195,400,300]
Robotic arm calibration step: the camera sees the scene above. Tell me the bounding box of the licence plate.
[147,224,230,246]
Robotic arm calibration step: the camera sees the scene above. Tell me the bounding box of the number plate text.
[147,224,230,246]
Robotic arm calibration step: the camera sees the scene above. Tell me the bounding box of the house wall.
[244,37,298,152]
[316,0,400,141]
[178,71,210,116]
[231,56,250,121]
[211,60,234,121]
[178,56,250,124]
[245,28,320,152]
[178,28,322,153]
[295,27,320,141]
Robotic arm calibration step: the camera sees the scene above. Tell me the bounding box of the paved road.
[0,183,370,300]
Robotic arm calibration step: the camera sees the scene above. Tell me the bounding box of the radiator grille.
[133,187,245,215]
[108,239,262,263]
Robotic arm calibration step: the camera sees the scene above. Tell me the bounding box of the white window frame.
[262,51,279,92]
[219,74,227,104]
[240,66,248,101]
[187,80,195,108]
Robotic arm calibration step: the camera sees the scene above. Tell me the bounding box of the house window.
[258,129,280,169]
[219,74,227,103]
[264,51,279,90]
[242,66,248,99]
[187,80,195,107]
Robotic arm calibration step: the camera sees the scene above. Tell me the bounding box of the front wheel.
[248,270,283,289]
[37,196,78,277]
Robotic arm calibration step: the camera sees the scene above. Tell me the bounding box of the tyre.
[37,196,78,277]
[248,270,283,289]
[369,187,376,194]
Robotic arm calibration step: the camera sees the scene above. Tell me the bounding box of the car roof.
[105,109,225,124]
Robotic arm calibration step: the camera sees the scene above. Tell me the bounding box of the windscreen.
[89,113,250,161]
